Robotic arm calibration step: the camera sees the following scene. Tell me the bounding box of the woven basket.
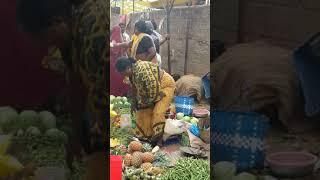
[174,96,194,116]
[212,110,270,171]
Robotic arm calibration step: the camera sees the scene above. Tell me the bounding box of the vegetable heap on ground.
[176,112,199,125]
[110,95,131,110]
[123,141,172,180]
[160,157,210,180]
[0,107,69,171]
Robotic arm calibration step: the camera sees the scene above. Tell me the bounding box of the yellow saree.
[130,33,157,64]
[132,62,176,142]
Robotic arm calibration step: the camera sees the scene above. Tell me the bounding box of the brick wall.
[111,5,210,76]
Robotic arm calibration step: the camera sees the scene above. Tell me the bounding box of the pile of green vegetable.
[110,125,133,146]
[152,152,172,168]
[69,159,86,180]
[160,157,210,180]
[12,128,68,168]
[110,95,131,109]
[176,113,199,125]
[0,107,57,135]
[0,107,69,168]
[124,168,162,180]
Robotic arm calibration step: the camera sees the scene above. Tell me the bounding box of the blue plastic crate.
[174,96,194,116]
[293,32,320,117]
[211,110,270,172]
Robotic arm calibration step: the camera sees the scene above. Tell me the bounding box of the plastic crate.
[293,32,320,117]
[212,111,270,172]
[174,96,194,116]
[110,155,122,180]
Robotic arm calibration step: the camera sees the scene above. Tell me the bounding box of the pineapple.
[131,151,143,168]
[142,152,154,163]
[123,154,132,167]
[128,141,142,152]
[141,162,153,171]
[142,143,153,152]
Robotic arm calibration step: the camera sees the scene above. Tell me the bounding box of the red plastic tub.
[110,155,123,180]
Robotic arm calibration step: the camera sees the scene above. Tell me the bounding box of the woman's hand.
[165,34,170,40]
[110,42,119,48]
[131,99,137,114]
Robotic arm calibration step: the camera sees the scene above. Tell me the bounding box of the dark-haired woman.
[146,20,170,54]
[16,0,109,158]
[112,20,158,64]
[115,57,175,144]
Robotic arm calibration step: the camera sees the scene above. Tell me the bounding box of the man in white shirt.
[119,15,130,43]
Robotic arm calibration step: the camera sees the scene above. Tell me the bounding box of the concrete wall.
[111,5,210,76]
[239,0,320,48]
[212,0,239,46]
[111,13,120,28]
[212,0,320,49]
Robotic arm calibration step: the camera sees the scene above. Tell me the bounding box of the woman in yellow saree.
[112,20,158,64]
[115,57,175,145]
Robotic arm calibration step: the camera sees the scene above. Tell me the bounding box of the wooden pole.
[166,2,171,74]
[160,0,175,74]
[184,0,192,75]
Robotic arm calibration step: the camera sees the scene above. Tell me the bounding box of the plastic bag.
[120,114,131,129]
[186,130,205,149]
[164,119,185,136]
[189,124,200,137]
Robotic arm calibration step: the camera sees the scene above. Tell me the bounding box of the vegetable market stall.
[0,107,85,180]
[109,94,210,180]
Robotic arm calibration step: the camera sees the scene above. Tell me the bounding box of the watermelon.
[26,126,41,136]
[0,107,19,125]
[19,110,39,124]
[39,111,56,129]
[183,116,191,122]
[110,95,116,103]
[176,113,184,120]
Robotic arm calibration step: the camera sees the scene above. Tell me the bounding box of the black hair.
[145,21,154,35]
[212,40,226,62]
[134,20,147,34]
[16,0,71,35]
[151,19,158,30]
[172,74,181,81]
[115,57,135,72]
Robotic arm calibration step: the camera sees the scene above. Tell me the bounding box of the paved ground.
[263,126,320,180]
